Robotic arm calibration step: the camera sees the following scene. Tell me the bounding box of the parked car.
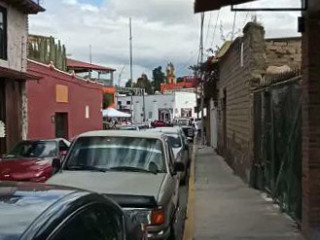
[173,118,191,126]
[0,181,146,240]
[151,120,167,128]
[148,127,190,184]
[181,125,195,143]
[47,130,184,240]
[0,139,70,182]
[117,125,140,131]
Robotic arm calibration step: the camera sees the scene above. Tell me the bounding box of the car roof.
[0,182,88,239]
[78,130,166,140]
[20,138,68,143]
[147,127,180,134]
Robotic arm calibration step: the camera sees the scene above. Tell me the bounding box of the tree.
[135,74,153,94]
[125,79,132,88]
[151,66,166,92]
[103,93,113,109]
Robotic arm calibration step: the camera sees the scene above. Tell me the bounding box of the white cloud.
[29,0,300,86]
[62,0,77,5]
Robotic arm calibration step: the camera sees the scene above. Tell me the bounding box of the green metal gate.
[253,79,302,221]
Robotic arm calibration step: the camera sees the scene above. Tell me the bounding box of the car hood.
[47,171,166,201]
[0,158,51,180]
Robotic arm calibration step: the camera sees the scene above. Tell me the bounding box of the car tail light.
[150,209,165,225]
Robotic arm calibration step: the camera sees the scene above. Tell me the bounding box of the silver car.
[48,130,184,240]
[148,127,190,184]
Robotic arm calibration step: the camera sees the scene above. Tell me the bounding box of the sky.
[30,0,301,86]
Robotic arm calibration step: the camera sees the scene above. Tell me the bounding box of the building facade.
[116,91,197,123]
[0,0,44,153]
[27,60,103,140]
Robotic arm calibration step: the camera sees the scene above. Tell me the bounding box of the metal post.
[142,89,146,122]
[200,12,205,145]
[129,18,133,87]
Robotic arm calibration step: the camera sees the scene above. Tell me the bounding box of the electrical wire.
[209,10,221,49]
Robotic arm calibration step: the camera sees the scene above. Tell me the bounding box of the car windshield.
[167,134,182,149]
[65,137,166,173]
[5,141,57,159]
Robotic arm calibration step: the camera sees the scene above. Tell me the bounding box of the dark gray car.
[47,130,184,240]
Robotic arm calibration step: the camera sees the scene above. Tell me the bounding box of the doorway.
[55,113,68,139]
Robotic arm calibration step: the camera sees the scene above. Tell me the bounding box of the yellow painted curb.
[183,143,196,240]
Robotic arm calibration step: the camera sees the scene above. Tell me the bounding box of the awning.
[102,108,131,118]
[0,66,42,81]
[194,0,256,12]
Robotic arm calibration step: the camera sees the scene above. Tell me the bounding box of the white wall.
[0,2,28,72]
[174,92,197,119]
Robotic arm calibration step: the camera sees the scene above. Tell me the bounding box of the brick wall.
[266,37,302,69]
[217,23,266,183]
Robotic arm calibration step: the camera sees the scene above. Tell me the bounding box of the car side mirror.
[52,158,61,172]
[174,162,185,173]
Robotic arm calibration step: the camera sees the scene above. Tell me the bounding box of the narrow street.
[184,144,305,240]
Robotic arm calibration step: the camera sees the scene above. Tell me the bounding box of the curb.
[183,142,197,240]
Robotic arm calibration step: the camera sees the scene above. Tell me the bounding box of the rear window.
[5,141,57,159]
[65,137,166,173]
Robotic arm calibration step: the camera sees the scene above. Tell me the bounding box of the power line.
[204,12,212,47]
[210,9,221,49]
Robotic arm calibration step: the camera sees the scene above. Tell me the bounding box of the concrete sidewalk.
[191,146,304,240]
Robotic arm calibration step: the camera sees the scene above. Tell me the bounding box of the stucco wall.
[27,61,103,140]
[0,2,28,72]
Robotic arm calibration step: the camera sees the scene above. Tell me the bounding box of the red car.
[0,139,70,182]
[151,120,168,128]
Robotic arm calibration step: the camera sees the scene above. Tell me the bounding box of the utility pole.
[129,18,133,87]
[142,88,146,122]
[200,12,205,145]
[129,18,134,123]
[89,44,92,79]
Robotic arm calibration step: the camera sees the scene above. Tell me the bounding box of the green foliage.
[125,79,132,88]
[103,93,113,109]
[177,77,183,83]
[151,66,166,92]
[135,74,153,94]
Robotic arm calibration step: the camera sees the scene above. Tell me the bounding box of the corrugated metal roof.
[194,0,256,12]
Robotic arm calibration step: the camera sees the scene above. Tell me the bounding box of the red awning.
[67,59,116,73]
[194,0,256,12]
[0,66,41,81]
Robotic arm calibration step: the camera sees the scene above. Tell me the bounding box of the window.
[5,141,58,159]
[59,140,69,152]
[149,112,152,119]
[0,6,7,60]
[49,205,122,240]
[65,137,167,173]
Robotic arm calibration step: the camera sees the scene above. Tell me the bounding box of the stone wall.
[266,37,301,69]
[217,22,266,183]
